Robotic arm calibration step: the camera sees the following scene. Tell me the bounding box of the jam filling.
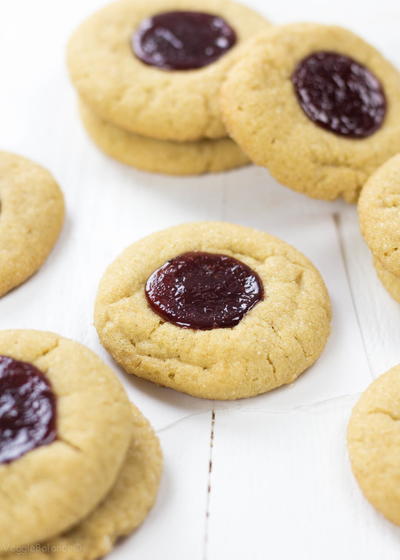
[0,356,57,464]
[291,51,386,138]
[132,10,237,70]
[145,251,264,330]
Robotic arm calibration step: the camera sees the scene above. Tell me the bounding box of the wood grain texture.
[0,0,399,558]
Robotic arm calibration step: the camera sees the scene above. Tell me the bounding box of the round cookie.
[358,154,400,276]
[80,102,249,175]
[67,0,270,142]
[348,365,400,525]
[95,222,331,400]
[0,405,162,560]
[220,24,400,202]
[0,152,64,296]
[0,330,132,550]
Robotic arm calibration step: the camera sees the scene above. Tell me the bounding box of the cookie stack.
[0,330,161,559]
[358,154,400,301]
[67,0,270,175]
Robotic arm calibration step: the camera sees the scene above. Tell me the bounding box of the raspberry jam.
[292,51,386,138]
[145,251,264,329]
[0,356,56,464]
[133,11,237,70]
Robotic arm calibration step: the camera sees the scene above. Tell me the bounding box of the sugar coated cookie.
[0,330,161,558]
[0,152,64,297]
[95,222,331,400]
[67,0,270,141]
[348,365,400,525]
[358,154,400,299]
[221,24,400,201]
[0,330,132,550]
[0,406,162,560]
[80,102,249,175]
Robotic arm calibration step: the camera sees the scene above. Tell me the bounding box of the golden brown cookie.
[67,0,270,141]
[95,222,331,400]
[0,330,132,551]
[1,405,162,560]
[358,154,400,296]
[348,365,400,526]
[221,24,400,202]
[0,152,64,297]
[80,102,249,175]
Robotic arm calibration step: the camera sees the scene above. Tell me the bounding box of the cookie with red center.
[0,330,161,558]
[221,23,400,202]
[95,222,331,400]
[67,0,270,142]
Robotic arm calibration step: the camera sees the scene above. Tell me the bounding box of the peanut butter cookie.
[358,154,400,300]
[95,222,331,400]
[0,330,161,558]
[67,0,270,141]
[0,152,64,297]
[221,24,400,201]
[80,102,249,175]
[348,365,400,526]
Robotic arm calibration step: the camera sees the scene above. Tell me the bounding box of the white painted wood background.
[1,0,400,558]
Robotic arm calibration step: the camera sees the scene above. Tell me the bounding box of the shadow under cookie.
[80,102,249,175]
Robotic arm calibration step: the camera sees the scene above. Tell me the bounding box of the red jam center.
[0,356,57,464]
[291,51,386,138]
[132,11,237,70]
[145,251,264,330]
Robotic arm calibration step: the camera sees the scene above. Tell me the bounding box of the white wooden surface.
[1,1,400,558]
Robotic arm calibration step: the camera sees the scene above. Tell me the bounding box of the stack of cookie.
[0,330,162,560]
[358,154,400,301]
[67,0,270,176]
